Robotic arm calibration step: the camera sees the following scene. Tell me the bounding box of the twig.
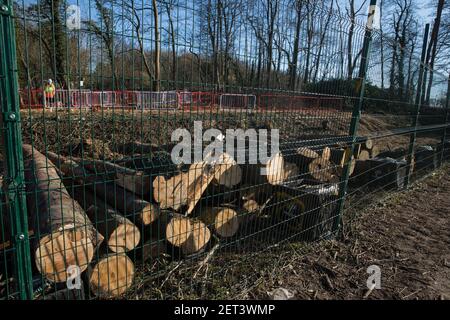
[193,242,220,279]
[402,289,422,300]
[159,261,182,289]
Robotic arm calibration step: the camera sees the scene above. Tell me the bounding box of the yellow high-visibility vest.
[44,84,55,98]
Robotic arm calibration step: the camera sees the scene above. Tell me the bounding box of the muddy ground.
[138,165,450,300]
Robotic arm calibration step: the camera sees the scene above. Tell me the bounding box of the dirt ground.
[139,164,450,300]
[237,165,450,300]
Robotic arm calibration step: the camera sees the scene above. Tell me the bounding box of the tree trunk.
[23,145,102,283]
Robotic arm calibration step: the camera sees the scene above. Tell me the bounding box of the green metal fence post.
[439,74,450,164]
[333,0,377,234]
[0,0,33,299]
[405,24,430,186]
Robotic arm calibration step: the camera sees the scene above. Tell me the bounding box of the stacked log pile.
[4,135,430,298]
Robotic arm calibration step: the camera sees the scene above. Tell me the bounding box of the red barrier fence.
[19,89,344,112]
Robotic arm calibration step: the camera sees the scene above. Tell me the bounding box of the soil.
[256,165,450,300]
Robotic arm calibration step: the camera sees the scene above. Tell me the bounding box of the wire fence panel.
[0,0,449,300]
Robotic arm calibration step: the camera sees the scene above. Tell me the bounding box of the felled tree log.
[50,154,159,226]
[199,207,239,238]
[377,148,407,159]
[370,144,380,158]
[243,151,286,186]
[82,159,150,197]
[351,160,372,187]
[140,238,167,262]
[285,147,335,183]
[153,156,232,214]
[320,147,331,161]
[23,145,102,283]
[306,158,335,182]
[361,137,373,150]
[335,155,356,177]
[165,214,193,247]
[181,221,211,256]
[414,145,438,172]
[283,162,300,182]
[358,149,370,161]
[115,151,177,177]
[242,199,260,213]
[353,143,362,159]
[276,182,339,241]
[47,151,151,197]
[330,149,346,167]
[81,196,140,253]
[353,158,407,190]
[88,253,135,297]
[212,153,242,188]
[239,184,273,204]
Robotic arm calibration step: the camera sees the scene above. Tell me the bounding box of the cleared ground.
[151,165,450,300]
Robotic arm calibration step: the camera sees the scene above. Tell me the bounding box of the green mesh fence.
[0,0,449,300]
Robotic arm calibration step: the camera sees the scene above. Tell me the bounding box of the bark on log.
[141,238,167,262]
[283,162,300,182]
[85,204,140,253]
[88,253,135,297]
[50,154,159,226]
[70,183,141,253]
[47,151,151,197]
[335,155,356,177]
[330,149,346,167]
[285,147,334,183]
[23,145,102,283]
[82,160,150,197]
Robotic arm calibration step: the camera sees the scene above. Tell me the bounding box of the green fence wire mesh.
[1,0,449,300]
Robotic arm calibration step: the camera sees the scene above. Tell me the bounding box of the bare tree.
[423,0,445,104]
[346,0,367,80]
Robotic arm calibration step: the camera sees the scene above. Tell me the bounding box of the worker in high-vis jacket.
[44,79,56,107]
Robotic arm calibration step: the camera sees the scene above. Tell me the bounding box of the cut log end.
[321,147,331,161]
[214,164,242,187]
[35,228,94,283]
[358,149,370,161]
[108,222,141,253]
[265,152,285,185]
[243,199,260,213]
[166,216,193,247]
[213,207,239,238]
[364,138,373,150]
[141,203,160,225]
[89,254,135,297]
[181,221,211,255]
